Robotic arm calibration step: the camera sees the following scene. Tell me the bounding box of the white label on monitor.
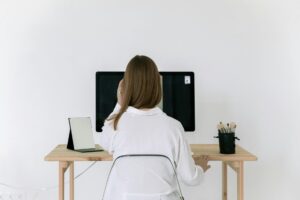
[184,76,191,84]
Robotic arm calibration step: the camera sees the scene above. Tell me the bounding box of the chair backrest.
[102,154,184,200]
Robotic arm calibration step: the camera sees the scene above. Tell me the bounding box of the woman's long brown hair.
[108,55,162,130]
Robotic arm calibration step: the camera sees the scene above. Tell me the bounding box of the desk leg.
[59,161,69,200]
[226,161,244,200]
[58,161,68,200]
[70,162,74,200]
[237,161,244,200]
[222,162,228,200]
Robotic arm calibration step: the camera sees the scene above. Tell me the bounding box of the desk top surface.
[45,144,257,162]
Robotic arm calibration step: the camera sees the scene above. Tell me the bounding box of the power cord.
[0,161,97,198]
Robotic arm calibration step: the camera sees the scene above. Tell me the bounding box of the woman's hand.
[117,79,124,106]
[194,155,211,172]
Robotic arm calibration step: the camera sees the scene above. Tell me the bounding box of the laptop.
[67,117,103,153]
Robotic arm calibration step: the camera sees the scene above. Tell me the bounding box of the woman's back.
[113,106,181,160]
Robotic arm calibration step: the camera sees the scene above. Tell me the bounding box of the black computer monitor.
[96,72,195,132]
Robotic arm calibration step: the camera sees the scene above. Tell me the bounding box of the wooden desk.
[45,144,257,200]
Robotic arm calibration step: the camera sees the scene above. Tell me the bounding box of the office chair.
[102,154,184,200]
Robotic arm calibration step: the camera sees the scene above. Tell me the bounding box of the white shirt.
[99,104,204,200]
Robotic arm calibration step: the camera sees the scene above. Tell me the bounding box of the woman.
[99,55,210,200]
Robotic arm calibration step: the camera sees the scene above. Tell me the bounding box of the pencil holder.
[214,132,240,154]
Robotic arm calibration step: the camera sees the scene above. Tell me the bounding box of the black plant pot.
[214,132,240,154]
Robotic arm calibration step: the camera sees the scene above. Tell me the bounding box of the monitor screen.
[96,72,195,132]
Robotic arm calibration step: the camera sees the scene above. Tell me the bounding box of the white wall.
[1,0,299,199]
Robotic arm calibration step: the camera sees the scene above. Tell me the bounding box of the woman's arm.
[98,79,123,153]
[175,123,210,186]
[98,103,120,154]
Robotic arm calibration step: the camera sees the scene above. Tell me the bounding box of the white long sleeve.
[175,123,204,186]
[98,103,120,154]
